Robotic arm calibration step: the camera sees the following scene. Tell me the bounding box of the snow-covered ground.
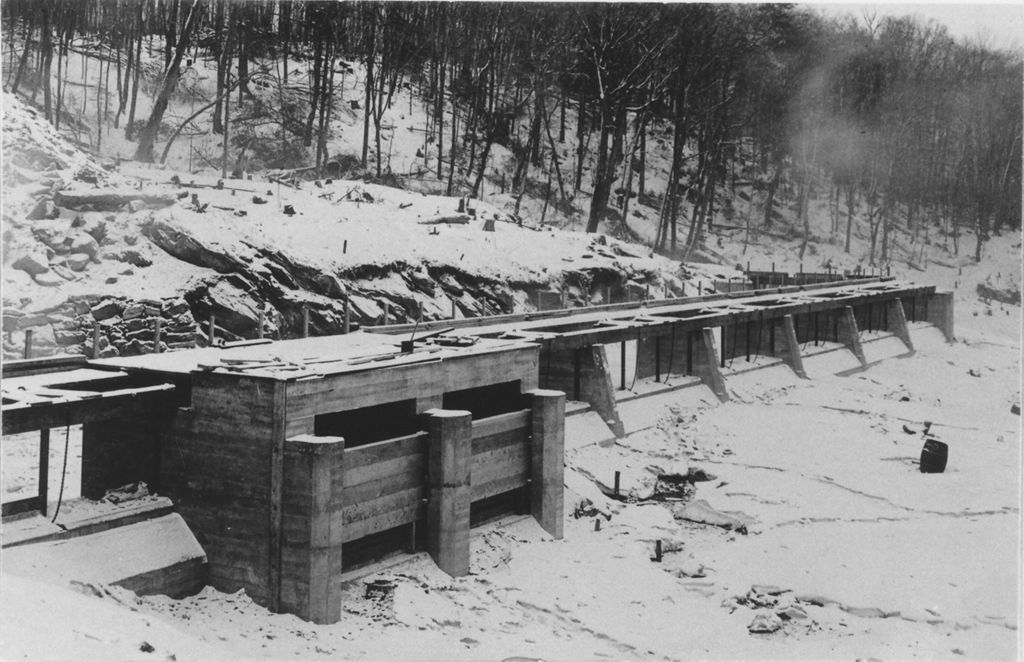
[2,237,1020,660]
[1,35,1021,662]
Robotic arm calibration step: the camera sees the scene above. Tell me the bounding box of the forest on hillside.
[3,0,1021,265]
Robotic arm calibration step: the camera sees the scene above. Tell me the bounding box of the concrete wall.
[159,372,279,606]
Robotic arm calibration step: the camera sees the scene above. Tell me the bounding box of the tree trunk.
[360,7,376,168]
[126,4,143,137]
[844,184,854,254]
[763,158,781,228]
[40,3,53,124]
[586,111,613,233]
[134,0,200,162]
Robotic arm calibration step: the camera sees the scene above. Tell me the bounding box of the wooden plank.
[342,486,423,525]
[1,354,88,378]
[473,443,529,484]
[472,426,529,456]
[342,501,424,543]
[342,466,424,504]
[470,409,530,440]
[1,495,42,517]
[342,433,426,472]
[2,384,177,435]
[285,349,538,416]
[471,472,530,502]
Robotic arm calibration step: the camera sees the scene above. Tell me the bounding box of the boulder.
[142,218,240,273]
[54,328,87,345]
[68,232,99,260]
[673,499,750,534]
[30,219,70,249]
[121,338,155,355]
[26,198,59,220]
[67,252,91,271]
[33,271,63,287]
[776,605,808,621]
[748,613,782,634]
[122,303,145,319]
[977,281,1020,306]
[161,298,190,318]
[115,249,152,267]
[71,211,108,242]
[12,250,50,276]
[91,299,124,321]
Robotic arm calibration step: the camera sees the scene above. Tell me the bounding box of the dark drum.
[920,438,948,474]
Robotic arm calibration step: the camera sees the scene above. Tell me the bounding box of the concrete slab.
[618,386,718,435]
[3,513,206,598]
[565,411,616,450]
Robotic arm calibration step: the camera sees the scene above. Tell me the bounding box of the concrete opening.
[314,398,418,448]
[471,488,527,527]
[342,521,423,572]
[443,381,527,419]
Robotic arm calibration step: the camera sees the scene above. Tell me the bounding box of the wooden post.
[425,409,472,577]
[208,313,215,344]
[528,389,565,539]
[619,340,626,389]
[302,306,310,337]
[382,301,390,325]
[560,286,567,309]
[614,470,621,497]
[419,301,425,322]
[38,429,49,516]
[605,285,612,305]
[153,318,162,352]
[451,298,457,319]
[92,322,101,358]
[23,329,32,359]
[258,308,265,339]
[343,299,351,334]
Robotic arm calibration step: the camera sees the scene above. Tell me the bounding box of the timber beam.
[2,383,177,435]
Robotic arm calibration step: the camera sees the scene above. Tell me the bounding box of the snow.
[1,33,1021,662]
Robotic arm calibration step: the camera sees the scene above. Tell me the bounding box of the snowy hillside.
[2,90,726,360]
[1,15,1021,662]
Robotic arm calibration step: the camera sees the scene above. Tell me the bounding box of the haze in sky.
[805,3,1023,51]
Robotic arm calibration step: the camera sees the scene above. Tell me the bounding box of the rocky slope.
[2,92,725,361]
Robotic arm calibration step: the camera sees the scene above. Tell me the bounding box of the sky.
[803,2,1024,51]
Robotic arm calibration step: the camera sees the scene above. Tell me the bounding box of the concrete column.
[280,434,345,624]
[926,291,955,343]
[527,389,565,540]
[886,299,915,352]
[579,345,625,437]
[837,305,868,367]
[692,327,730,402]
[777,315,808,378]
[425,409,472,577]
[542,345,623,437]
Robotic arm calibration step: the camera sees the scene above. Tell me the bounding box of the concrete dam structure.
[1,278,953,624]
